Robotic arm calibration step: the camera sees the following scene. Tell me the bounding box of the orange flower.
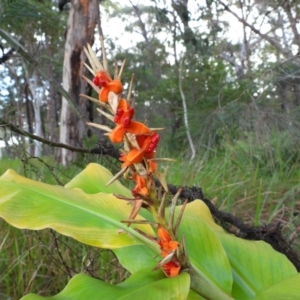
[126,173,149,220]
[109,99,151,143]
[157,225,181,277]
[147,160,157,174]
[162,261,181,277]
[120,132,160,169]
[132,173,148,198]
[93,71,123,102]
[157,225,179,257]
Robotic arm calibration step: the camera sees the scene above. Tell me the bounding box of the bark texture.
[59,0,98,165]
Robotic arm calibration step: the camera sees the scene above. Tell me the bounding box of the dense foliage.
[1,0,300,298]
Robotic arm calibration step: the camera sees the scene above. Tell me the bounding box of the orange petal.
[162,262,181,277]
[99,88,109,102]
[108,80,123,94]
[169,267,181,277]
[109,125,126,143]
[158,225,172,242]
[118,98,130,110]
[136,135,151,148]
[126,121,151,135]
[95,71,112,82]
[132,186,148,197]
[147,160,157,174]
[121,148,145,167]
[132,173,148,197]
[169,241,180,250]
[160,241,180,257]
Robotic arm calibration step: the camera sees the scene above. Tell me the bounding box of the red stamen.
[114,109,124,123]
[122,116,131,127]
[93,75,108,87]
[146,134,160,153]
[93,77,100,86]
[128,108,135,119]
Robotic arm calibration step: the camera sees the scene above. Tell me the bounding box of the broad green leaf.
[21,269,190,300]
[65,162,155,237]
[0,169,157,250]
[175,201,233,296]
[65,163,131,197]
[178,200,297,299]
[219,234,297,299]
[64,163,158,274]
[251,273,300,300]
[113,244,158,274]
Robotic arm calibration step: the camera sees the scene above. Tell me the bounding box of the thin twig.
[50,230,73,278]
[0,118,120,159]
[217,0,292,58]
[178,57,196,160]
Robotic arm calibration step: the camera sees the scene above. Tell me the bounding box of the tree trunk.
[25,82,35,156]
[33,71,43,157]
[47,46,59,146]
[27,69,43,157]
[59,0,98,165]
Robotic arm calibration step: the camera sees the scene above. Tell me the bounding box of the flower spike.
[83,44,184,278]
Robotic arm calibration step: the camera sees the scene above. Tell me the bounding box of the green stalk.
[189,269,234,300]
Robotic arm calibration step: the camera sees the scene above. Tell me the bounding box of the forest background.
[0,0,300,298]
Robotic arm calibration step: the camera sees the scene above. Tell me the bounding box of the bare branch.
[163,183,300,271]
[272,10,290,51]
[282,0,300,51]
[217,0,293,58]
[0,119,120,159]
[218,53,243,77]
[129,0,150,44]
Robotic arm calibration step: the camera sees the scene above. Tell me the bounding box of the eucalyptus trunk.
[27,69,43,157]
[59,0,98,165]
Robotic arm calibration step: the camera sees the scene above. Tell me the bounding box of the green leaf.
[176,201,233,296]
[219,234,297,299]
[0,169,156,250]
[1,165,296,300]
[113,244,158,274]
[251,273,300,300]
[64,163,157,273]
[65,163,131,197]
[178,200,297,299]
[21,269,190,300]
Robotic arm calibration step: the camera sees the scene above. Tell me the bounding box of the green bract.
[0,163,298,299]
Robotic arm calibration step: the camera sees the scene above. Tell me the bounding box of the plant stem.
[189,269,234,300]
